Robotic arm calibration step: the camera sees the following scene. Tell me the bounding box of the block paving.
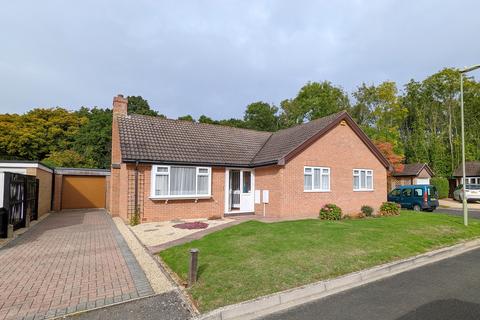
[0,210,154,320]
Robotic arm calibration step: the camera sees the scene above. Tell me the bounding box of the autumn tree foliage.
[374,140,405,174]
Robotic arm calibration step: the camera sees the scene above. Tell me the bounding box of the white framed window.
[353,169,373,191]
[151,165,212,198]
[304,166,330,192]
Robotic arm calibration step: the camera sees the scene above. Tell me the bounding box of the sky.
[1,0,479,119]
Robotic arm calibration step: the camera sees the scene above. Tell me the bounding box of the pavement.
[259,246,480,320]
[0,210,156,320]
[439,198,480,210]
[67,291,192,320]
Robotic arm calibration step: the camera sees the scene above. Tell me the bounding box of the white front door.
[240,170,254,212]
[226,169,255,213]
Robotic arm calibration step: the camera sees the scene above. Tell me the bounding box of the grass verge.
[160,211,480,312]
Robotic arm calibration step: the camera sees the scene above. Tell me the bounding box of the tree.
[0,108,86,160]
[127,96,161,116]
[73,107,112,168]
[244,101,279,131]
[178,115,195,122]
[373,140,404,173]
[198,115,215,124]
[42,149,96,168]
[279,81,350,127]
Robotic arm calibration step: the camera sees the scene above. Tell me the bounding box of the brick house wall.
[26,167,53,217]
[255,122,387,217]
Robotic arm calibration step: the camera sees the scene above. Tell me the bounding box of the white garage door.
[416,178,430,185]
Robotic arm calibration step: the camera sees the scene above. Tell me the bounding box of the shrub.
[361,205,374,217]
[130,210,140,226]
[430,177,449,199]
[379,202,401,216]
[319,204,342,220]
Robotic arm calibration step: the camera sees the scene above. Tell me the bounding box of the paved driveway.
[0,210,154,320]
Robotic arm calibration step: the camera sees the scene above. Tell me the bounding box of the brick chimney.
[109,94,127,217]
[113,94,128,116]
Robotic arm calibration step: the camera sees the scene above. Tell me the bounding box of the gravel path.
[113,217,175,294]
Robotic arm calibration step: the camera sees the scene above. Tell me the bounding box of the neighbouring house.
[109,95,391,222]
[453,161,480,185]
[389,163,434,190]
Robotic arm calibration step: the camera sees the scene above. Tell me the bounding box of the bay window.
[304,166,330,192]
[151,165,211,198]
[353,169,373,191]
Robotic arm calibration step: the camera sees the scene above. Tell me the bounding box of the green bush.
[130,210,141,226]
[379,202,401,216]
[430,177,449,199]
[319,204,342,220]
[361,205,374,217]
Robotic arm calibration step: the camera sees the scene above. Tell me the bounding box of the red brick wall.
[257,122,387,217]
[127,164,226,222]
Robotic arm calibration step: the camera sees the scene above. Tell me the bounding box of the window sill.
[149,195,212,201]
[304,190,331,193]
[353,189,374,192]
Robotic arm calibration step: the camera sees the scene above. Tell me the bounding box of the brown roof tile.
[393,163,433,177]
[453,161,480,177]
[118,111,390,168]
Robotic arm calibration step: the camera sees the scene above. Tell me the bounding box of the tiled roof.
[393,163,433,177]
[453,161,480,177]
[118,111,390,168]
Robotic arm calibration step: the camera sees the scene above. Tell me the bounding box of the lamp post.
[459,64,480,226]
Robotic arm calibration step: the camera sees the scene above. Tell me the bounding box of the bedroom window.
[151,165,211,198]
[353,169,373,191]
[304,167,330,192]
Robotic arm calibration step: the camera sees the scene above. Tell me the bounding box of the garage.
[54,168,110,211]
[61,176,106,209]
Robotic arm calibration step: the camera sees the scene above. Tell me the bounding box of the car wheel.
[413,204,421,212]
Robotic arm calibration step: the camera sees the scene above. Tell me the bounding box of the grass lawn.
[159,211,480,312]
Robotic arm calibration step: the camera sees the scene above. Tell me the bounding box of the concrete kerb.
[196,237,480,320]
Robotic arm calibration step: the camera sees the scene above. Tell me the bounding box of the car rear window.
[414,188,423,197]
[466,184,480,190]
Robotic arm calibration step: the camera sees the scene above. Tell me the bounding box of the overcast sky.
[1,1,479,119]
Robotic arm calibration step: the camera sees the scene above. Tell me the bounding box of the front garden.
[160,211,480,312]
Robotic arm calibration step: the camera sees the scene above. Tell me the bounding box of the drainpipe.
[134,161,139,217]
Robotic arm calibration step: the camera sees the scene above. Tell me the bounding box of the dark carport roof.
[453,161,480,177]
[118,111,390,168]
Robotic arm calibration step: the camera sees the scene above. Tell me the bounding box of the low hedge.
[430,177,449,199]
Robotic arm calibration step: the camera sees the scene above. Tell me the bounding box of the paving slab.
[0,209,154,320]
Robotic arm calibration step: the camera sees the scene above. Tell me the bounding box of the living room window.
[151,165,211,198]
[304,166,330,192]
[353,169,373,191]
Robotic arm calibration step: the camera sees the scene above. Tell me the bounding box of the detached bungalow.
[453,161,480,185]
[109,95,390,222]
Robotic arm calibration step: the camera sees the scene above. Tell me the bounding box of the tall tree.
[127,96,162,116]
[73,107,112,168]
[279,81,350,127]
[244,101,279,131]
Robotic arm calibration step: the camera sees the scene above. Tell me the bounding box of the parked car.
[388,185,439,211]
[453,184,480,202]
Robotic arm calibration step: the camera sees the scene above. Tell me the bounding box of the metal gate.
[0,172,38,236]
